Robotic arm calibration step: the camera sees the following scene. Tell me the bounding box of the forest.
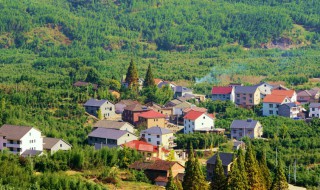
[0,0,320,189]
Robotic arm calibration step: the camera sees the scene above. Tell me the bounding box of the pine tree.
[125,59,139,89]
[143,63,155,87]
[271,161,289,190]
[183,145,195,190]
[85,68,100,83]
[211,153,227,190]
[245,144,265,190]
[227,149,249,190]
[193,156,209,190]
[259,150,272,190]
[166,169,178,190]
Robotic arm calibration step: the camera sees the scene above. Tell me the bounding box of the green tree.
[227,157,244,190]
[143,63,155,87]
[245,144,265,190]
[97,108,103,120]
[167,150,176,161]
[166,168,178,190]
[125,59,139,89]
[85,68,100,84]
[271,161,289,190]
[211,153,227,190]
[183,145,195,190]
[1,97,5,111]
[259,150,272,190]
[156,85,174,105]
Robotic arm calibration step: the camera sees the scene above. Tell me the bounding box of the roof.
[253,82,272,87]
[310,103,320,108]
[0,125,33,140]
[88,128,132,139]
[230,119,260,129]
[211,86,233,95]
[43,137,71,149]
[84,98,110,107]
[129,160,182,171]
[21,150,42,157]
[271,90,296,98]
[235,86,259,94]
[207,152,234,166]
[122,140,169,153]
[93,120,133,129]
[271,84,289,90]
[154,78,163,85]
[138,110,166,119]
[141,126,172,135]
[124,104,149,112]
[297,90,319,97]
[183,110,205,120]
[183,107,207,113]
[233,140,245,147]
[281,102,301,108]
[73,81,98,90]
[116,99,139,106]
[174,86,192,93]
[165,99,183,107]
[263,94,288,104]
[174,101,192,109]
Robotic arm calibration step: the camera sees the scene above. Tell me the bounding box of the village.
[0,60,318,189]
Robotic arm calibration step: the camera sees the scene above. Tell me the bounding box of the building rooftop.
[183,107,207,113]
[271,90,296,98]
[263,94,289,104]
[174,101,192,109]
[129,160,182,171]
[230,119,260,129]
[43,137,71,149]
[235,86,259,94]
[122,140,169,153]
[207,152,234,166]
[141,126,172,135]
[84,98,110,107]
[124,104,149,112]
[88,128,132,139]
[138,110,166,119]
[93,120,133,130]
[174,86,192,93]
[0,124,34,140]
[211,86,233,95]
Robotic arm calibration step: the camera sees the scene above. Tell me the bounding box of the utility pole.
[294,159,297,184]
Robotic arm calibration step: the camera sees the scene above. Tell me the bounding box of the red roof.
[138,110,166,119]
[211,86,233,95]
[184,110,204,120]
[154,78,163,85]
[263,94,288,103]
[271,90,295,98]
[129,160,183,171]
[122,140,169,153]
[183,107,207,113]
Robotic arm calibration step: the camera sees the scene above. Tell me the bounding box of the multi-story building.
[234,86,261,106]
[309,103,320,118]
[211,86,235,102]
[183,110,215,134]
[140,126,175,149]
[138,110,166,128]
[271,90,297,102]
[230,119,263,140]
[84,98,115,119]
[262,94,291,116]
[278,102,304,118]
[122,104,150,126]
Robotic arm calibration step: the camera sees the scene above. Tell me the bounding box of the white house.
[0,125,43,155]
[43,137,72,154]
[140,126,175,149]
[253,82,274,98]
[262,94,291,116]
[173,101,193,116]
[230,119,263,140]
[309,103,320,118]
[183,110,215,134]
[84,98,115,119]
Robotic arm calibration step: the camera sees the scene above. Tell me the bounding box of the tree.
[85,68,100,84]
[227,149,249,190]
[167,150,176,161]
[97,108,103,120]
[125,59,139,89]
[183,145,195,190]
[245,144,265,190]
[271,161,289,190]
[211,153,227,190]
[166,168,178,190]
[259,150,272,190]
[143,63,155,87]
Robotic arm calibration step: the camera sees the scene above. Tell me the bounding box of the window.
[269,104,273,108]
[148,138,151,142]
[3,143,6,147]
[107,139,117,145]
[60,144,62,147]
[242,97,246,100]
[269,110,273,114]
[34,139,36,143]
[249,99,253,103]
[142,134,145,137]
[157,141,160,145]
[203,116,205,119]
[29,133,31,136]
[236,99,240,103]
[237,94,240,98]
[249,94,252,98]
[157,135,160,138]
[312,108,315,111]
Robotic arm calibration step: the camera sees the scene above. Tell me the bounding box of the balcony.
[6,143,22,148]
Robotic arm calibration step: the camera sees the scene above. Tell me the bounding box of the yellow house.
[140,126,176,149]
[138,110,166,128]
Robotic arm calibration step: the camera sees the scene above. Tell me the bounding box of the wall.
[146,118,166,128]
[141,132,173,149]
[263,103,280,116]
[120,123,135,133]
[117,133,138,145]
[235,90,260,106]
[194,114,214,131]
[309,108,320,118]
[20,128,43,154]
[50,140,72,154]
[100,101,115,118]
[184,118,194,134]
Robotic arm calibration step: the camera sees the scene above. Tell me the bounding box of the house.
[233,140,245,150]
[0,124,43,155]
[271,84,290,91]
[88,127,137,149]
[138,110,166,128]
[157,80,176,89]
[297,89,320,103]
[129,160,185,186]
[278,102,304,119]
[271,90,297,102]
[183,107,207,115]
[93,120,135,133]
[230,119,263,140]
[73,81,98,90]
[234,86,261,106]
[122,140,170,160]
[122,104,150,125]
[262,94,291,116]
[309,103,320,118]
[121,75,144,89]
[165,99,184,108]
[173,101,193,116]
[146,102,172,118]
[43,137,72,154]
[183,110,218,134]
[84,98,115,119]
[140,126,176,149]
[211,86,235,102]
[253,82,274,98]
[173,86,193,98]
[115,99,139,114]
[154,78,164,86]
[206,152,234,180]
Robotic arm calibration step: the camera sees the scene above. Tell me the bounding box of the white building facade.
[309,103,320,118]
[183,111,214,134]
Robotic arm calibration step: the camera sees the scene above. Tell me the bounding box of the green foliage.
[143,63,155,87]
[175,133,227,149]
[166,169,178,190]
[259,150,272,190]
[86,68,100,84]
[211,153,227,190]
[271,161,289,190]
[125,59,139,89]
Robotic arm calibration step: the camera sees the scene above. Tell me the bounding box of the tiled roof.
[122,140,169,153]
[154,78,163,85]
[174,101,192,109]
[138,110,166,119]
[310,103,320,108]
[207,152,234,166]
[0,125,33,140]
[84,98,110,107]
[211,86,233,95]
[93,120,133,129]
[183,107,207,113]
[141,126,172,135]
[230,119,259,129]
[124,104,149,112]
[116,100,139,106]
[43,137,71,149]
[235,86,258,94]
[263,94,288,104]
[88,128,132,139]
[271,90,296,98]
[129,160,182,171]
[184,110,205,120]
[73,81,98,89]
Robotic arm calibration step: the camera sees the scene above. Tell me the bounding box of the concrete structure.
[173,86,193,98]
[93,120,135,133]
[173,101,193,116]
[122,104,149,126]
[138,110,166,128]
[262,94,291,116]
[211,86,235,102]
[115,100,139,114]
[84,98,115,119]
[271,90,297,102]
[0,125,43,155]
[309,103,320,118]
[140,126,175,149]
[230,119,263,140]
[278,102,304,118]
[234,86,261,106]
[88,127,137,149]
[207,153,234,180]
[146,102,172,119]
[43,137,72,154]
[253,82,274,98]
[297,89,320,103]
[183,110,215,134]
